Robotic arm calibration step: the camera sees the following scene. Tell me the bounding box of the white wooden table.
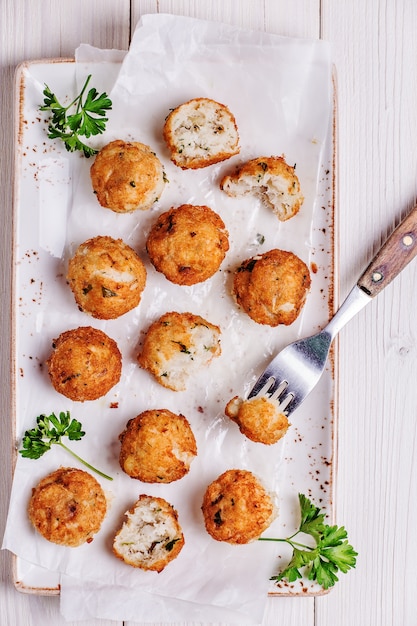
[1,1,417,625]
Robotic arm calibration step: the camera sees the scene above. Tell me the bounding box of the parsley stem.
[57,441,113,481]
[258,536,315,551]
[68,74,92,113]
[258,537,287,543]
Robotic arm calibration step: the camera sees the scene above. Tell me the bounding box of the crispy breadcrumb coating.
[202,469,276,544]
[90,140,165,213]
[138,311,221,391]
[119,409,197,483]
[233,248,311,326]
[146,204,229,285]
[28,467,107,547]
[47,326,122,401]
[225,395,290,444]
[67,235,147,319]
[220,155,303,221]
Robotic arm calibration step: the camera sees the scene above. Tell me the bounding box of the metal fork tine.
[249,373,274,398]
[269,380,288,402]
[279,392,294,413]
[256,377,275,396]
[249,366,286,397]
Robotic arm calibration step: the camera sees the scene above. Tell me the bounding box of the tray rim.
[10,57,339,598]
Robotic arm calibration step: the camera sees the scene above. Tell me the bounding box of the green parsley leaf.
[40,75,112,157]
[165,538,181,552]
[259,493,357,589]
[274,547,318,584]
[19,411,112,481]
[298,492,326,540]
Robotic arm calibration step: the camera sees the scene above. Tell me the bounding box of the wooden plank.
[318,0,417,625]
[2,0,130,60]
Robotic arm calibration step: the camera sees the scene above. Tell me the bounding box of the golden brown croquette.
[119,409,197,483]
[28,467,107,547]
[113,495,184,572]
[146,204,229,285]
[137,311,221,391]
[220,155,303,221]
[67,235,147,319]
[201,469,276,544]
[225,395,290,444]
[90,140,165,213]
[163,97,239,169]
[47,326,122,401]
[232,249,311,326]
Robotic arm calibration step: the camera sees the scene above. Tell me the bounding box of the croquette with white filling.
[137,311,221,391]
[220,155,303,221]
[201,469,276,544]
[119,409,197,483]
[47,326,122,401]
[28,467,107,547]
[163,97,239,169]
[113,495,184,572]
[225,395,290,444]
[67,235,147,319]
[90,140,165,213]
[233,248,311,326]
[146,204,229,285]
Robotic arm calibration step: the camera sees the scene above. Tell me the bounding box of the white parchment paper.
[3,14,332,623]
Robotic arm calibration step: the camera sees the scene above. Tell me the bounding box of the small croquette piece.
[201,469,276,544]
[28,467,107,547]
[220,155,303,221]
[163,97,240,169]
[146,204,229,285]
[137,311,221,391]
[67,235,147,320]
[225,395,290,445]
[47,326,122,401]
[113,495,184,572]
[233,248,311,326]
[90,140,165,213]
[119,409,197,483]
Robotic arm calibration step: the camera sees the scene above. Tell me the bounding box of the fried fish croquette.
[90,140,165,213]
[225,395,290,444]
[47,326,122,401]
[220,155,303,221]
[201,469,276,544]
[233,248,311,326]
[119,409,197,483]
[163,97,239,169]
[146,204,229,285]
[138,311,221,391]
[67,235,147,319]
[113,495,184,572]
[28,467,107,547]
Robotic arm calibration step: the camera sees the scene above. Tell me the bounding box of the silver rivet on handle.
[371,271,384,283]
[402,233,414,247]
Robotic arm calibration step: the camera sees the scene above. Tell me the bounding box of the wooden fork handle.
[357,203,417,297]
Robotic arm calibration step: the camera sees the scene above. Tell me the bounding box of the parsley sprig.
[40,74,112,157]
[19,411,113,481]
[259,493,357,589]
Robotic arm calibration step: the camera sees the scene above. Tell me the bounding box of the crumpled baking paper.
[3,13,332,624]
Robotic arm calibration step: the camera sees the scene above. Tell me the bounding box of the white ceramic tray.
[10,58,337,598]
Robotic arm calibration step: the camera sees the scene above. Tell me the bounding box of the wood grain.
[319,2,417,626]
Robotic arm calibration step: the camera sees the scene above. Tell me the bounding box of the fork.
[248,203,417,416]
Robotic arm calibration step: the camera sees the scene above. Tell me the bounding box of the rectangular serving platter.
[11,57,338,598]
